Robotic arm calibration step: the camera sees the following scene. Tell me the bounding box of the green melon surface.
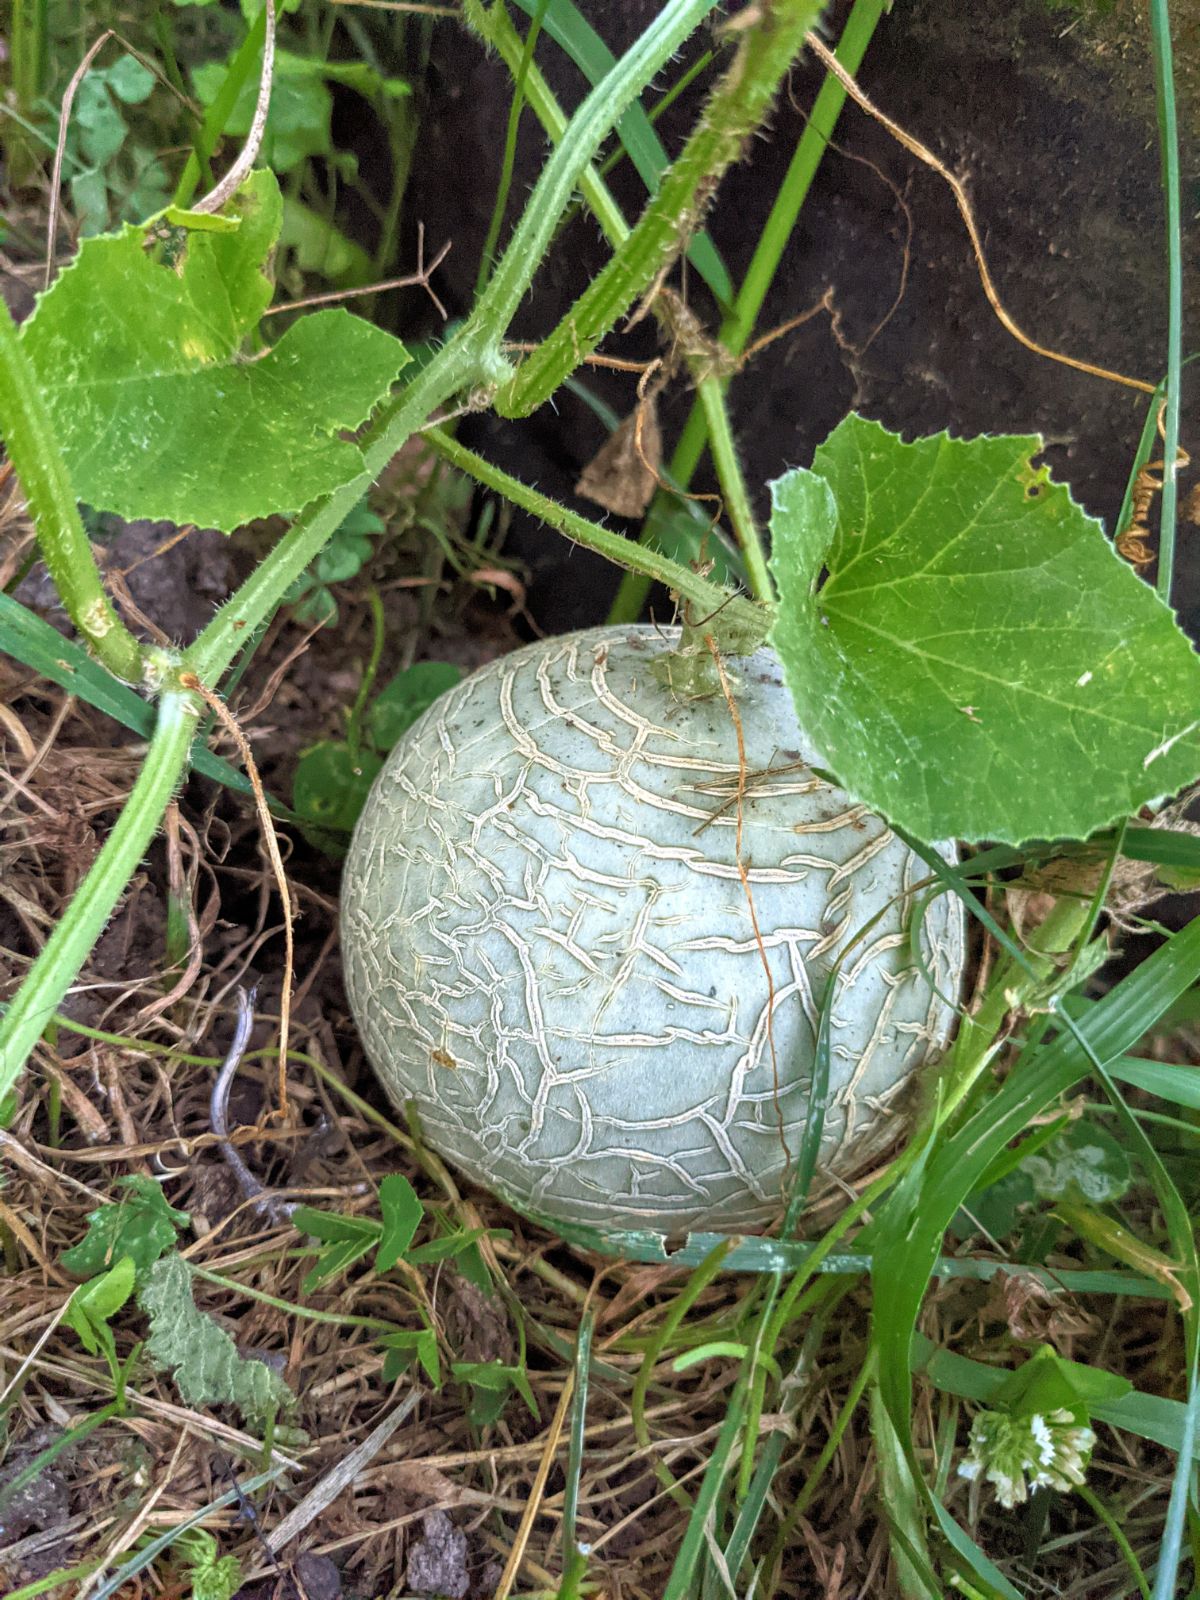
[342,625,965,1236]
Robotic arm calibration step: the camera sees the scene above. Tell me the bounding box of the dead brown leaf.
[574,398,663,519]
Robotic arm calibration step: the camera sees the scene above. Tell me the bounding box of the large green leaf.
[19,171,408,531]
[768,414,1200,844]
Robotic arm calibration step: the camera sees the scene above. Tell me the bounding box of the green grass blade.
[721,0,885,356]
[1151,1349,1199,1600]
[661,1374,748,1600]
[0,590,156,733]
[781,964,835,1229]
[719,1429,786,1587]
[557,1307,595,1599]
[607,0,888,624]
[928,1496,1022,1600]
[475,0,551,300]
[1123,824,1200,870]
[1110,1056,1200,1108]
[1148,0,1182,603]
[7,1562,100,1600]
[871,1384,944,1598]
[871,911,1200,1451]
[0,593,291,812]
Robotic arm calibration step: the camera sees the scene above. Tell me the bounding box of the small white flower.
[957,1405,1096,1510]
[1029,1413,1055,1466]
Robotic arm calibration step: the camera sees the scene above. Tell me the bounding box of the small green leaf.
[992,1344,1132,1416]
[314,533,374,585]
[368,662,463,751]
[768,414,1200,844]
[290,1205,381,1244]
[280,197,373,284]
[77,1256,137,1323]
[106,55,156,104]
[20,171,408,530]
[376,1174,423,1272]
[406,1227,503,1266]
[451,1361,538,1427]
[292,742,383,833]
[293,1204,381,1291]
[62,1175,190,1283]
[65,1256,136,1356]
[289,582,339,627]
[69,168,111,235]
[301,1235,377,1293]
[124,151,172,224]
[320,59,411,101]
[1021,1120,1133,1205]
[193,49,334,173]
[453,1238,495,1296]
[381,1326,441,1386]
[955,1169,1035,1242]
[76,76,129,167]
[338,501,387,538]
[140,1252,293,1425]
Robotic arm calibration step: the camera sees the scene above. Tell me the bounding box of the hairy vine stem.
[187,0,722,688]
[425,427,771,653]
[0,689,201,1089]
[464,0,630,246]
[469,0,779,603]
[0,300,145,685]
[495,0,826,419]
[611,0,889,623]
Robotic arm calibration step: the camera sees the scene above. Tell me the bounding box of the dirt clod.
[406,1510,471,1599]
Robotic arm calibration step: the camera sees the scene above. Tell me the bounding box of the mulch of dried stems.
[0,483,1183,1600]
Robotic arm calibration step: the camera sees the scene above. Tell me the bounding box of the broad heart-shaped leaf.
[768,415,1200,844]
[19,171,408,531]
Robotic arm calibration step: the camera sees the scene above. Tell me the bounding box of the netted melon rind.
[342,625,964,1236]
